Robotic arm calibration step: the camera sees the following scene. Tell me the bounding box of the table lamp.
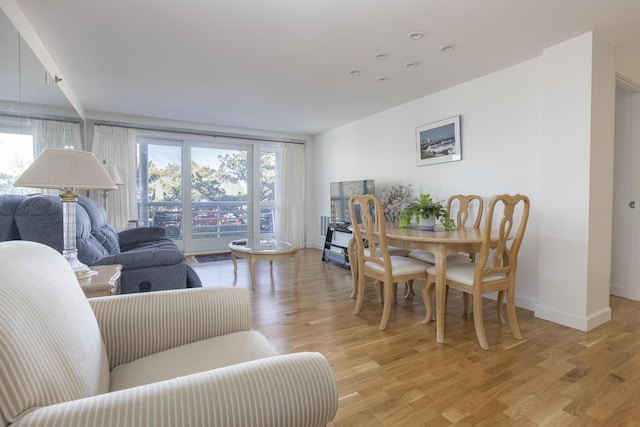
[14,149,117,279]
[101,160,124,209]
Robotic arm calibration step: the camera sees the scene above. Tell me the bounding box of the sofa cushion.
[76,201,113,265]
[14,195,64,252]
[77,195,121,255]
[109,330,278,391]
[91,224,121,255]
[0,241,110,423]
[0,194,26,241]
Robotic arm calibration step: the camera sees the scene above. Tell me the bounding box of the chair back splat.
[476,194,530,285]
[350,195,390,273]
[447,194,484,229]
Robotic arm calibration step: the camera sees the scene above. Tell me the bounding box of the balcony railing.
[141,201,274,239]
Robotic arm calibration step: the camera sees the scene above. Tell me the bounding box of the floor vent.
[320,215,330,237]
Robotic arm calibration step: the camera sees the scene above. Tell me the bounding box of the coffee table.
[229,239,299,289]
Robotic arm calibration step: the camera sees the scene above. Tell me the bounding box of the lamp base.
[63,249,94,279]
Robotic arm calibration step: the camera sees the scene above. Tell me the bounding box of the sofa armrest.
[13,353,338,427]
[89,287,251,369]
[118,226,167,246]
[92,248,184,269]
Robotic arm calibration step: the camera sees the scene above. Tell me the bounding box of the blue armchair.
[6,194,201,293]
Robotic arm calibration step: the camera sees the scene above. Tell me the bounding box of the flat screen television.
[330,179,375,225]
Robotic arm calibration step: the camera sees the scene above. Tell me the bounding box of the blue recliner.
[4,194,201,293]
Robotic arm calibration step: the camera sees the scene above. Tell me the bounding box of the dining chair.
[410,194,484,313]
[422,194,530,350]
[348,236,411,300]
[349,194,430,330]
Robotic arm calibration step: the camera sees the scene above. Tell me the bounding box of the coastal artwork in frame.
[416,115,461,166]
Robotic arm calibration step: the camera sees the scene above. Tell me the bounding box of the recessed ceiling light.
[348,70,360,76]
[377,76,389,82]
[374,53,388,60]
[405,62,419,69]
[408,32,424,40]
[440,44,455,53]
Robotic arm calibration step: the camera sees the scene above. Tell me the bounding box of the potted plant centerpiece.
[399,193,455,230]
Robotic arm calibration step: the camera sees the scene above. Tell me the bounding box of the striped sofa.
[0,241,338,427]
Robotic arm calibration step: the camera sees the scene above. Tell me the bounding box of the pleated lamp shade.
[15,149,117,190]
[106,164,124,186]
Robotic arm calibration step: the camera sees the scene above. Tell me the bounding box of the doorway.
[611,83,640,299]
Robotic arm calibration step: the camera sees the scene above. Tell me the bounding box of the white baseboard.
[308,242,324,250]
[534,304,611,331]
[514,295,537,312]
[610,282,640,301]
[610,283,627,298]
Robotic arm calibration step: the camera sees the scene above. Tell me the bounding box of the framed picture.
[416,115,461,166]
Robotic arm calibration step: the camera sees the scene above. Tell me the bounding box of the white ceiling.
[10,0,640,135]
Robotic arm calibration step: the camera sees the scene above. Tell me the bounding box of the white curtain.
[277,143,305,247]
[31,119,82,195]
[32,119,82,154]
[90,125,137,232]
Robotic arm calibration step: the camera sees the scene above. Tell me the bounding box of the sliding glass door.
[187,143,250,252]
[138,140,184,240]
[138,134,279,253]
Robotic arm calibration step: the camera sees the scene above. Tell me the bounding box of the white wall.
[536,32,615,331]
[309,58,542,310]
[308,32,620,329]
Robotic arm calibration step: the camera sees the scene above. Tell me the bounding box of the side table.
[78,264,123,298]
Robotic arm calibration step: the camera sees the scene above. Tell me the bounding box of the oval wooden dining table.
[379,224,502,344]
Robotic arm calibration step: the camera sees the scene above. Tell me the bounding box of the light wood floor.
[192,248,640,426]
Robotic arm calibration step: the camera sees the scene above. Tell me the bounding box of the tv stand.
[322,222,352,269]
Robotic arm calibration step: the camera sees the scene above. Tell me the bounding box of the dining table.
[380,224,502,344]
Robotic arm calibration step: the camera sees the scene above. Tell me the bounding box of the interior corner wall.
[309,58,542,311]
[535,32,614,331]
[587,35,615,323]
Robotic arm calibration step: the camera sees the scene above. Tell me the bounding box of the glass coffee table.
[229,239,299,289]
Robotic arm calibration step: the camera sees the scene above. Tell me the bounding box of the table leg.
[231,252,238,275]
[249,256,257,290]
[435,243,447,344]
[293,251,300,284]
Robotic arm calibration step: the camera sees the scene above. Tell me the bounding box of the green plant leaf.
[399,193,456,229]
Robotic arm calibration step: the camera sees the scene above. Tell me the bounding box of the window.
[259,147,280,235]
[137,132,281,253]
[0,132,33,194]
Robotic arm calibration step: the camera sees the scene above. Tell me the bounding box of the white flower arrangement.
[378,184,414,223]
